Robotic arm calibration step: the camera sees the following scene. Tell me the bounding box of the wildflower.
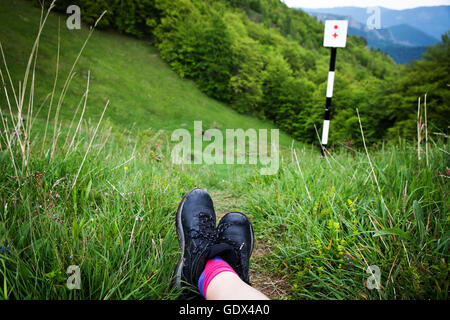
[136,216,143,222]
[124,166,129,171]
[0,247,3,253]
[347,199,356,212]
[70,255,73,259]
[327,220,333,230]
[334,222,340,232]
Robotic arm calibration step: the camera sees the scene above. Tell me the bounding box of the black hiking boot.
[173,188,218,294]
[216,211,254,285]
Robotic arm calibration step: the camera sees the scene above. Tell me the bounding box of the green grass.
[245,141,448,299]
[0,0,448,300]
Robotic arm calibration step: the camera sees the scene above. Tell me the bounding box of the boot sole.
[173,187,201,290]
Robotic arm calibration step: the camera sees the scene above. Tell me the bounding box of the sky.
[281,0,450,10]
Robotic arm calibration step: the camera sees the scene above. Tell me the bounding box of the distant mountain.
[387,24,438,47]
[302,6,450,40]
[305,9,443,64]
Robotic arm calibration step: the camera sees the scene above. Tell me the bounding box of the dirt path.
[250,240,291,299]
[209,189,246,220]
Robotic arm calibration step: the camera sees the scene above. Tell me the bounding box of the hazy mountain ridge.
[303,7,448,64]
[310,12,437,46]
[301,6,450,40]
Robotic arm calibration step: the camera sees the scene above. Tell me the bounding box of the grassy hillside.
[0,0,448,300]
[0,0,294,146]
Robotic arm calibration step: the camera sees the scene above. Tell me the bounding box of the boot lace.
[189,212,216,255]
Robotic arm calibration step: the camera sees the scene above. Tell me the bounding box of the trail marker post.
[321,20,348,155]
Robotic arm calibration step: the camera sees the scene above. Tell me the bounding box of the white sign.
[323,20,348,48]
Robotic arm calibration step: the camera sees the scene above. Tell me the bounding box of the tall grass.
[244,132,449,299]
[0,2,186,299]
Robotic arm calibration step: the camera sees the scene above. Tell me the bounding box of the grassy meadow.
[0,0,448,300]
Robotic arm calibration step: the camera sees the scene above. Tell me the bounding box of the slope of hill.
[0,0,294,146]
[29,0,400,144]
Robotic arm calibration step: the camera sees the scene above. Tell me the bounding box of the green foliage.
[38,0,449,144]
[229,33,266,113]
[112,0,160,38]
[383,33,450,139]
[39,0,160,36]
[156,9,234,101]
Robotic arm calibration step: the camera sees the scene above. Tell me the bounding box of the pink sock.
[197,257,238,298]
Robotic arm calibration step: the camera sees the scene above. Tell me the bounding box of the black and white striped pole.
[321,20,348,155]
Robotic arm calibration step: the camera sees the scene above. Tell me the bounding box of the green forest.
[44,0,449,145]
